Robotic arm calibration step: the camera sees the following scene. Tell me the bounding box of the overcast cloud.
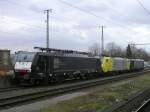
[0,0,150,52]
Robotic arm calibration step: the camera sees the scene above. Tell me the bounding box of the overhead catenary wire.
[58,0,150,46]
[2,0,149,43]
[1,0,64,22]
[1,17,45,30]
[130,43,150,45]
[58,0,144,49]
[0,29,43,38]
[136,0,150,15]
[0,0,45,30]
[2,0,137,34]
[58,0,137,33]
[2,0,41,14]
[95,0,130,19]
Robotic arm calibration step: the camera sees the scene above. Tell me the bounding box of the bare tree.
[88,43,100,56]
[131,47,149,60]
[88,42,150,60]
[125,44,150,60]
[105,42,125,57]
[126,44,132,58]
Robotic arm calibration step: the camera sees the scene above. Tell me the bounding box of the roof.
[37,52,100,59]
[0,49,10,52]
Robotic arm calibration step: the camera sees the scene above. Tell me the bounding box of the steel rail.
[0,70,149,110]
[103,70,150,112]
[0,87,23,93]
[135,99,150,112]
[103,88,150,112]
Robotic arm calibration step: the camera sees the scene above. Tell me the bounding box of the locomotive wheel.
[35,80,40,85]
[80,74,86,80]
[30,79,36,85]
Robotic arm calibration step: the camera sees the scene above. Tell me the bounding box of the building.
[0,50,13,76]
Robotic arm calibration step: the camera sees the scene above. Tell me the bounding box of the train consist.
[13,48,144,85]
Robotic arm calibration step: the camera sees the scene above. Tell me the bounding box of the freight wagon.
[101,57,144,73]
[130,59,144,71]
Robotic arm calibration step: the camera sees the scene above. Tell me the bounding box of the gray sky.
[0,0,150,52]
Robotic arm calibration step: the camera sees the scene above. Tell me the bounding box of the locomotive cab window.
[106,59,109,62]
[16,52,36,62]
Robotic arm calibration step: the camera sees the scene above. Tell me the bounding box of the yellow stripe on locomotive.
[126,59,130,70]
[101,57,132,73]
[101,57,113,73]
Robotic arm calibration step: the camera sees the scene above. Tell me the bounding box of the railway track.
[0,70,150,110]
[0,87,24,93]
[135,99,150,112]
[103,77,150,112]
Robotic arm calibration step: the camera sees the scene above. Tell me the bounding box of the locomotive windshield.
[16,52,36,62]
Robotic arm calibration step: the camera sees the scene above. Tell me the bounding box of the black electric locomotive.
[14,49,101,84]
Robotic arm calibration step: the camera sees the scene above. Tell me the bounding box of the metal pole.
[44,9,52,50]
[100,26,105,56]
[101,26,104,56]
